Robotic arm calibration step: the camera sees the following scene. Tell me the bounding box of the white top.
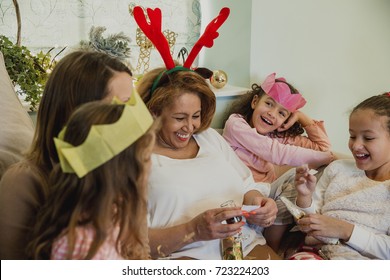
[147,128,270,259]
[302,159,390,259]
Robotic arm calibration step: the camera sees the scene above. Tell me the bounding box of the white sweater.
[147,128,270,259]
[306,159,390,259]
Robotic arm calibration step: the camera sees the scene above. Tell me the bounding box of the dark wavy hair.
[225,79,304,138]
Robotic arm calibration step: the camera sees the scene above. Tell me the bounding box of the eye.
[192,114,200,120]
[364,137,375,141]
[279,111,287,118]
[175,117,185,121]
[265,101,272,107]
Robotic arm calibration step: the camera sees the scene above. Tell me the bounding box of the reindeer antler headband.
[133,6,230,93]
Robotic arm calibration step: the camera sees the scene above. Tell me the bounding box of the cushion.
[0,51,34,179]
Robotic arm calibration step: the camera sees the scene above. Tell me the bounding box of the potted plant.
[0,35,59,111]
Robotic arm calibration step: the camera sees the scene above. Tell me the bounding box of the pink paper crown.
[260,73,306,112]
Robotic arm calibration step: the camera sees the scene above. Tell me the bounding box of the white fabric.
[312,159,390,259]
[147,128,270,259]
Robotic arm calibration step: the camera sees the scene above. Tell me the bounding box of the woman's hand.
[244,196,278,227]
[295,165,317,208]
[297,214,354,241]
[190,207,245,241]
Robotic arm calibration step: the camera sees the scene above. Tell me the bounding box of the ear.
[251,95,259,109]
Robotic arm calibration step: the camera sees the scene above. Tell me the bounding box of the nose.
[267,108,277,119]
[350,138,363,151]
[182,119,194,133]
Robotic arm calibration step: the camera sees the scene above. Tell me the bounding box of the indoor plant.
[0,35,57,111]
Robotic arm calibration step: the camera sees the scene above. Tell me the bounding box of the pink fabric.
[51,225,123,260]
[222,114,333,183]
[261,73,306,112]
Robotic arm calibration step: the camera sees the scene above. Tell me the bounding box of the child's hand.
[277,111,299,132]
[294,165,317,207]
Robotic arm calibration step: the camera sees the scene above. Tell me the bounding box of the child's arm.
[223,114,334,169]
[279,111,331,151]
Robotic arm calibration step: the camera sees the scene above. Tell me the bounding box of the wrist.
[296,195,312,208]
[341,222,354,242]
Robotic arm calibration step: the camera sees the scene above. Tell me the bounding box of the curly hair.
[225,79,304,138]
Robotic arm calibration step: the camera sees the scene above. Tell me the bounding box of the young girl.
[222,72,335,251]
[28,98,157,259]
[0,50,134,259]
[294,93,390,259]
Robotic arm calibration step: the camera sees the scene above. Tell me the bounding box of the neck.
[157,134,178,150]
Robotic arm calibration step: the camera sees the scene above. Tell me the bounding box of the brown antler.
[184,7,230,68]
[133,6,175,69]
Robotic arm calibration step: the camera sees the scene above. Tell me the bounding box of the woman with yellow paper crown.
[28,99,157,259]
[0,50,135,259]
[134,6,278,259]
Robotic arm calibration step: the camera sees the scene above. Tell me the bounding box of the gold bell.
[210,70,228,89]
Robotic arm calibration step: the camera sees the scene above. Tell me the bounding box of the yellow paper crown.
[54,92,153,178]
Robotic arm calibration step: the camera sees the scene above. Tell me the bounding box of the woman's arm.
[0,163,45,259]
[148,207,244,259]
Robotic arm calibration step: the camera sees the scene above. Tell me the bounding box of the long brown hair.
[27,50,132,181]
[28,102,156,259]
[137,66,216,133]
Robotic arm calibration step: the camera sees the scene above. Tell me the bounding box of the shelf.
[208,82,249,97]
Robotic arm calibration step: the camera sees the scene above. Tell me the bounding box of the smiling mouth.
[355,153,370,160]
[261,116,273,126]
[176,132,190,141]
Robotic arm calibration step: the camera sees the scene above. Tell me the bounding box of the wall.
[205,0,390,153]
[198,0,252,88]
[3,0,390,153]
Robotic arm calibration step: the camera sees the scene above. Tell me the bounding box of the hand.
[244,196,278,227]
[190,207,245,241]
[297,214,354,241]
[295,165,317,208]
[277,111,300,132]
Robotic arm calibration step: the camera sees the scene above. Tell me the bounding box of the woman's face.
[105,71,133,102]
[250,94,291,135]
[349,108,390,180]
[158,92,201,149]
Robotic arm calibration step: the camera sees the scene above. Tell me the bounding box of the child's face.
[106,71,134,102]
[158,92,201,149]
[250,94,291,135]
[349,108,390,179]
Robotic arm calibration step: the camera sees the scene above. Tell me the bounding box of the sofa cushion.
[0,51,34,179]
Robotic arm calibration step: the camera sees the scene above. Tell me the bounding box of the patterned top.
[51,225,123,260]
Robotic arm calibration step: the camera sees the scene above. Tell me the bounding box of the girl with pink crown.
[222,73,335,252]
